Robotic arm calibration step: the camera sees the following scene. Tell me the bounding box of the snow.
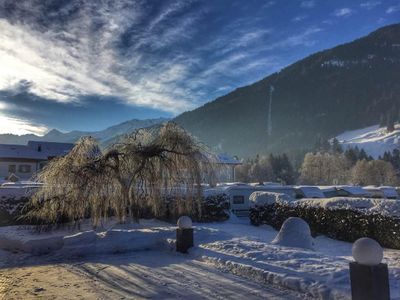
[1,218,400,299]
[0,222,174,256]
[295,186,325,198]
[336,185,369,197]
[336,123,400,158]
[293,197,400,216]
[249,191,292,208]
[352,238,383,266]
[177,216,192,228]
[271,217,314,250]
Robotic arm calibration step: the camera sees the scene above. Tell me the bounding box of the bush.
[250,202,400,249]
[0,197,30,226]
[144,193,230,223]
[2,193,230,227]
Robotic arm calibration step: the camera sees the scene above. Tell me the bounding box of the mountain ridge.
[174,23,400,157]
[0,118,169,145]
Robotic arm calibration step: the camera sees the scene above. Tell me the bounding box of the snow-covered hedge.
[249,191,293,208]
[147,193,230,222]
[1,192,230,227]
[0,197,29,226]
[250,198,400,249]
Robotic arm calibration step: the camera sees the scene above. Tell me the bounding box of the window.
[18,165,32,173]
[233,195,245,204]
[8,165,16,173]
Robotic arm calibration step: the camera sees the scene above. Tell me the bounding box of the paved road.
[1,251,305,299]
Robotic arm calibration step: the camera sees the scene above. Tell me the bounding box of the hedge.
[0,193,230,227]
[250,202,400,249]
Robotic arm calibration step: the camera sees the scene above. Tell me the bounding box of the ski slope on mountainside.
[336,123,400,158]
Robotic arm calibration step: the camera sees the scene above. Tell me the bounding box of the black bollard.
[176,228,194,253]
[349,262,390,300]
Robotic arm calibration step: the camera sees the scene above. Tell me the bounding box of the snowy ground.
[336,123,400,158]
[0,217,399,299]
[0,250,302,300]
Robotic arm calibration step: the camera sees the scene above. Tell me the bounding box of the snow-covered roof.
[294,186,325,198]
[336,185,369,196]
[214,153,241,165]
[27,141,74,157]
[0,141,74,161]
[0,144,48,160]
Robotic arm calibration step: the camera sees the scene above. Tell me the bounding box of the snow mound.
[249,191,292,208]
[0,225,174,256]
[0,227,64,255]
[271,217,314,250]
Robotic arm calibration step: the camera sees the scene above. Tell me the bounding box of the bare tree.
[25,123,213,226]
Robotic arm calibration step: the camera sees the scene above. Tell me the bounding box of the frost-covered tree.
[235,160,252,182]
[25,123,213,226]
[299,152,349,185]
[249,155,274,184]
[351,159,398,186]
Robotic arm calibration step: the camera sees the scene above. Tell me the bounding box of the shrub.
[142,193,230,223]
[2,193,230,227]
[250,202,400,249]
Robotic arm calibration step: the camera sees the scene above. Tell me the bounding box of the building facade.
[0,141,74,180]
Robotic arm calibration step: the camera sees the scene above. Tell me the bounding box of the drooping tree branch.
[24,122,215,227]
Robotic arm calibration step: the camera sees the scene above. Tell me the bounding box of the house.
[212,153,242,183]
[0,141,74,180]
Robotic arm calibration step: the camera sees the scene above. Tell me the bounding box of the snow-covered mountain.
[336,124,400,158]
[0,118,169,145]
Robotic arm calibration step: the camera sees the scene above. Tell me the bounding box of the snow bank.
[199,238,350,299]
[0,223,174,256]
[271,217,314,250]
[0,226,64,255]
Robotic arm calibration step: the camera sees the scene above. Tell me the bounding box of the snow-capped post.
[176,216,193,253]
[349,237,390,300]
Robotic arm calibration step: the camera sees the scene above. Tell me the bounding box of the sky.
[0,0,399,135]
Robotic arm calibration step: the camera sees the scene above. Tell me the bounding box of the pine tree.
[331,138,343,154]
[387,111,395,132]
[344,147,358,165]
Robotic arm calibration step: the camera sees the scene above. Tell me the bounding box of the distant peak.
[45,129,62,135]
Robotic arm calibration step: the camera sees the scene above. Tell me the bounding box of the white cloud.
[300,1,315,8]
[266,27,322,49]
[292,15,307,22]
[0,115,48,136]
[386,5,400,14]
[333,8,353,17]
[0,1,199,114]
[360,1,381,10]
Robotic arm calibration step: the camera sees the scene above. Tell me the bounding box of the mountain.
[174,23,400,158]
[336,123,400,159]
[0,118,169,145]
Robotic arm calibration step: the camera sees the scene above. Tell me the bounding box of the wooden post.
[176,228,194,253]
[349,262,390,300]
[176,216,193,253]
[350,238,390,300]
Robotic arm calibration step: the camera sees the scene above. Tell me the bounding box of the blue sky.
[0,0,399,135]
